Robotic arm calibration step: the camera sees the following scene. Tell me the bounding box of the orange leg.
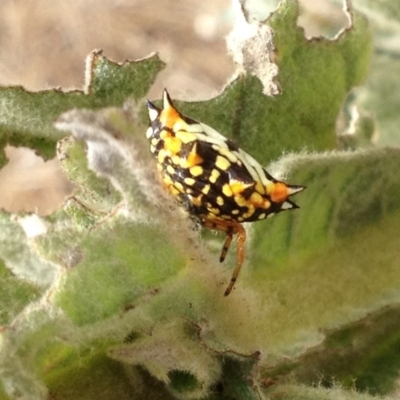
[203,219,247,296]
[220,227,233,262]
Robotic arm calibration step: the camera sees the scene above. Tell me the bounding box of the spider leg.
[224,223,246,296]
[220,227,234,262]
[202,219,247,296]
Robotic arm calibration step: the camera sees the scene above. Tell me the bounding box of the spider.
[146,90,305,295]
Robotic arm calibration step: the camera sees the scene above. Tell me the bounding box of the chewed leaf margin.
[0,50,165,166]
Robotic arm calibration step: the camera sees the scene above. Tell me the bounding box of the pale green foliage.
[1,1,399,399]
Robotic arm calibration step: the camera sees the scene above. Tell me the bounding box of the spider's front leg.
[220,229,233,263]
[203,219,247,296]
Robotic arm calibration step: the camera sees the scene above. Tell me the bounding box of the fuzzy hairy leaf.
[3,1,399,399]
[0,51,164,167]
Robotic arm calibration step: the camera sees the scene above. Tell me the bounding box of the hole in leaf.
[0,145,74,215]
[297,0,350,39]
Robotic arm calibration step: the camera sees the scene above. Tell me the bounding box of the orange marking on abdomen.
[271,182,289,203]
[160,107,181,129]
[186,143,203,166]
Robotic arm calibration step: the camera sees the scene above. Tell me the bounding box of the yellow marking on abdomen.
[215,155,231,171]
[222,184,233,197]
[216,196,224,206]
[190,166,203,177]
[242,205,255,219]
[184,177,196,186]
[265,181,275,195]
[171,155,180,165]
[233,194,247,207]
[217,147,238,163]
[175,130,197,144]
[173,182,184,192]
[209,207,220,215]
[230,181,251,195]
[250,192,263,207]
[164,136,182,154]
[168,186,180,196]
[209,169,220,183]
[255,181,265,195]
[166,165,175,175]
[262,199,271,209]
[157,149,168,164]
[202,184,211,195]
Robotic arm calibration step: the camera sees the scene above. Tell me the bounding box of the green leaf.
[243,149,400,360]
[268,305,400,395]
[53,219,186,325]
[2,0,397,399]
[168,0,371,164]
[0,259,41,326]
[0,212,50,325]
[0,51,164,166]
[266,383,386,400]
